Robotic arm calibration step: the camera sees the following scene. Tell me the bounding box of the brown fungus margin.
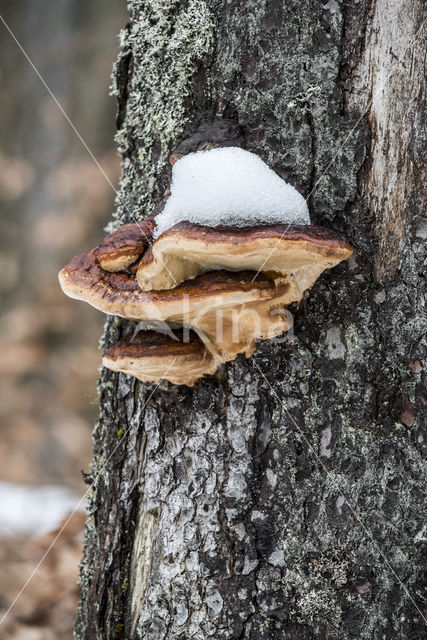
[136,222,353,294]
[59,218,352,385]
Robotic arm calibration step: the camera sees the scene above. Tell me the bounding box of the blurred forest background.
[0,1,127,637]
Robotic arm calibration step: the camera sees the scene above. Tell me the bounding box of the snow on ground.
[154,147,310,237]
[0,482,84,537]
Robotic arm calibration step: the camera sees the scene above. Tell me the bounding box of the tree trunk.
[75,1,426,638]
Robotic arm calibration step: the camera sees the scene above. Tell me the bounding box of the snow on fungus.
[58,147,353,386]
[153,147,310,238]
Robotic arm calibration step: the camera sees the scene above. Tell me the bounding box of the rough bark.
[76,1,426,638]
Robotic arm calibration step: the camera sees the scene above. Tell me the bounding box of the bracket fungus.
[59,147,353,386]
[59,249,292,366]
[102,330,216,387]
[135,222,353,294]
[95,219,154,272]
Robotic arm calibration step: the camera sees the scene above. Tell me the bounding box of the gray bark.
[76,1,426,638]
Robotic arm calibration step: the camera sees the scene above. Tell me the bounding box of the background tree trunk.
[76,1,426,638]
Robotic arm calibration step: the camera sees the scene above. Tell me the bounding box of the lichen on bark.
[110,0,216,228]
[76,1,426,639]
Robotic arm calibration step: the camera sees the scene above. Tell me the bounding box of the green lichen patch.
[110,0,216,228]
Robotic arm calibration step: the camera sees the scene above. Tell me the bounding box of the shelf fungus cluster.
[59,226,352,387]
[59,148,352,386]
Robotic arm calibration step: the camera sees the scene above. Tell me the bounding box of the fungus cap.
[102,330,217,387]
[59,249,292,362]
[95,220,154,272]
[60,249,282,321]
[59,214,353,386]
[136,222,353,292]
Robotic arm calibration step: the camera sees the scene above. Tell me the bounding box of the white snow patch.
[154,147,310,238]
[0,482,83,537]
